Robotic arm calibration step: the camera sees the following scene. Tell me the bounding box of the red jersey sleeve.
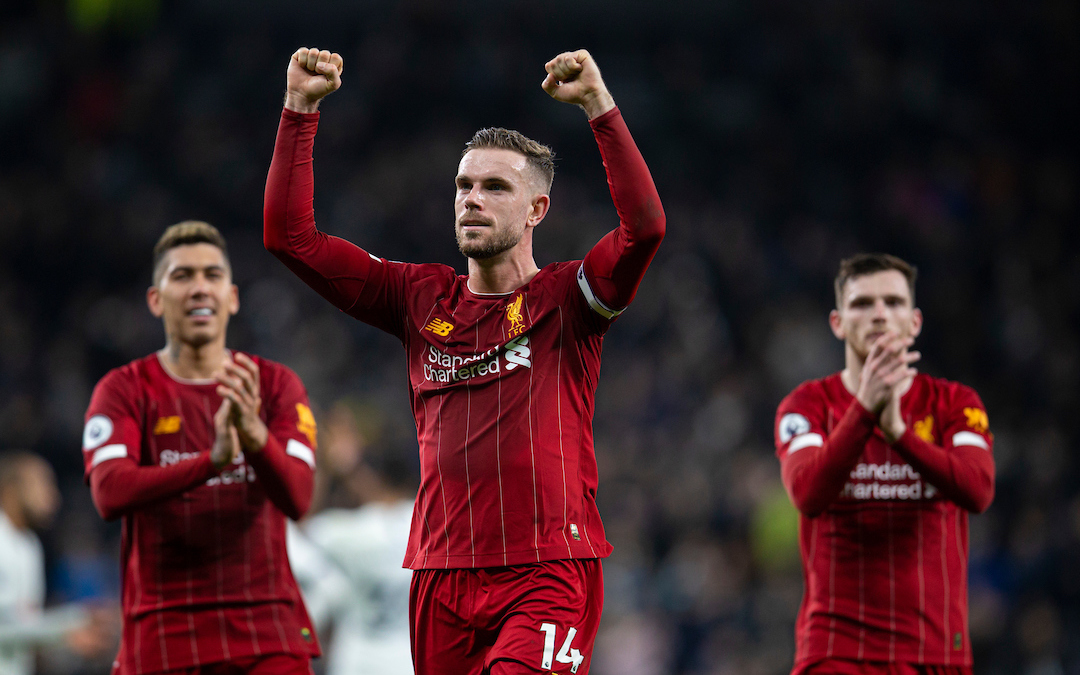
[578,107,665,323]
[84,367,218,521]
[775,382,878,517]
[264,109,410,338]
[243,358,317,521]
[82,368,143,478]
[892,383,995,513]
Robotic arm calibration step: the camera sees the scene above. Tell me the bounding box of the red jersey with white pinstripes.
[354,259,615,569]
[82,354,320,673]
[264,106,665,571]
[775,373,994,668]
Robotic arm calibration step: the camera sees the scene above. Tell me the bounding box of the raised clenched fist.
[285,47,344,113]
[541,49,615,120]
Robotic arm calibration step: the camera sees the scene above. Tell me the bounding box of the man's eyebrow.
[169,264,227,273]
[847,292,909,304]
[456,174,515,186]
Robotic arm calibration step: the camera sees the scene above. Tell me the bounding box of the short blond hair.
[152,221,230,284]
[463,128,555,192]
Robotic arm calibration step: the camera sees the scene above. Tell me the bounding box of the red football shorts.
[410,558,603,675]
[794,659,973,675]
[115,653,313,675]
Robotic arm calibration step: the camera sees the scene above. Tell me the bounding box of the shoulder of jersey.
[917,372,981,404]
[399,260,459,281]
[97,354,155,386]
[543,260,581,287]
[246,353,306,388]
[783,373,839,404]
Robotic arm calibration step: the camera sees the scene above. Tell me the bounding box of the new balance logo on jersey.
[424,317,454,336]
[153,416,181,434]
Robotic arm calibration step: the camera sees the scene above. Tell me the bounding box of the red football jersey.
[355,259,615,569]
[83,353,320,674]
[775,373,994,668]
[264,107,665,571]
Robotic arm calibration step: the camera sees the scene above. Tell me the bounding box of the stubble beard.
[456,224,523,260]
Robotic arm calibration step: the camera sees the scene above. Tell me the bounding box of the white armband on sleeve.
[952,431,990,450]
[787,433,824,454]
[90,444,128,467]
[577,264,624,320]
[286,439,316,469]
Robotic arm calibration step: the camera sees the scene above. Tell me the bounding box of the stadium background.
[0,0,1076,673]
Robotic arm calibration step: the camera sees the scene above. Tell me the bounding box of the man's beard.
[456,223,523,260]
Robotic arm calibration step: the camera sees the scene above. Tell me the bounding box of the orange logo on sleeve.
[295,403,317,448]
[153,416,181,434]
[963,408,989,433]
[424,318,454,337]
[506,295,526,338]
[913,415,935,443]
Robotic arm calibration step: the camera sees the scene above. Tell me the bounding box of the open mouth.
[188,308,214,317]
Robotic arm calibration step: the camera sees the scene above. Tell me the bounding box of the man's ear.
[910,307,923,338]
[228,284,240,316]
[526,193,550,229]
[147,286,163,318]
[829,308,845,340]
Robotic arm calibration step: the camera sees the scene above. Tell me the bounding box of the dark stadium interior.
[1,0,1076,673]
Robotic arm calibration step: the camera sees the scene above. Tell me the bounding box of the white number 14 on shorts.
[538,622,584,673]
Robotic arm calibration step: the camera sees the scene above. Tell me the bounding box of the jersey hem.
[403,542,613,570]
[795,646,973,667]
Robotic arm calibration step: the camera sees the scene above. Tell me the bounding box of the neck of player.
[466,247,540,295]
[841,341,915,399]
[159,337,229,380]
[0,494,27,531]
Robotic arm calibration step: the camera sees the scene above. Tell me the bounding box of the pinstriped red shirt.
[360,259,615,568]
[264,106,665,570]
[83,354,320,673]
[775,373,994,668]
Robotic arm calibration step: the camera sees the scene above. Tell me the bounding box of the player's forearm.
[782,401,878,516]
[89,455,218,521]
[0,605,88,646]
[891,431,995,513]
[264,110,374,312]
[245,434,314,520]
[583,108,666,309]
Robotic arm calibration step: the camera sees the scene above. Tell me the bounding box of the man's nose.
[190,273,211,295]
[464,185,483,208]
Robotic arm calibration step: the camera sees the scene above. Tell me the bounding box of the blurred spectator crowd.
[0,1,1076,673]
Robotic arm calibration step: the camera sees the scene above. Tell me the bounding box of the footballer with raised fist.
[775,254,995,675]
[83,221,321,675]
[264,47,665,674]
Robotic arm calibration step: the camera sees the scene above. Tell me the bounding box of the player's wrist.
[580,89,616,119]
[241,423,269,454]
[854,391,881,415]
[209,447,231,470]
[881,420,906,444]
[284,92,321,114]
